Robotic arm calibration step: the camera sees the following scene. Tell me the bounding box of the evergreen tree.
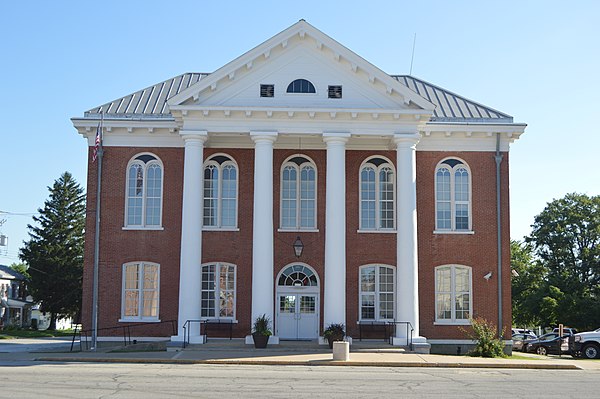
[20,172,85,330]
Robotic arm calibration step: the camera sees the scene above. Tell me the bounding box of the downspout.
[494,133,503,338]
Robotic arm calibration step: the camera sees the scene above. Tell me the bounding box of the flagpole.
[91,111,104,351]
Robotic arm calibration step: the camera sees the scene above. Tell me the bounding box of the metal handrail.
[71,319,177,352]
[387,321,414,350]
[182,319,207,348]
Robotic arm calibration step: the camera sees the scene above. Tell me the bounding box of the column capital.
[393,133,421,148]
[180,130,208,144]
[250,131,278,143]
[323,132,351,145]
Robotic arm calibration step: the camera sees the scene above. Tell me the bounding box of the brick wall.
[82,146,511,340]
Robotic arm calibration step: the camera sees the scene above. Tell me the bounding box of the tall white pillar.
[393,133,428,349]
[250,132,277,330]
[323,133,350,329]
[173,131,207,344]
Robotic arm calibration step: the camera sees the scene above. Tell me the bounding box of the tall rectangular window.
[122,262,159,321]
[359,265,395,321]
[201,263,236,319]
[435,265,471,323]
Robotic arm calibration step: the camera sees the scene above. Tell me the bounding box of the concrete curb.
[35,357,582,370]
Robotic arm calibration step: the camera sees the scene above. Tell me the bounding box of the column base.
[170,335,206,345]
[391,335,430,353]
[245,335,280,345]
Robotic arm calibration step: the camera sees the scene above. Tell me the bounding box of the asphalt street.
[0,361,599,398]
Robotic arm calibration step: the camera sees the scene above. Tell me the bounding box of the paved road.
[0,362,598,398]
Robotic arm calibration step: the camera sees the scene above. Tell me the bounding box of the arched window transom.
[126,154,163,228]
[204,154,238,228]
[435,158,471,231]
[278,265,318,287]
[286,79,316,94]
[360,157,395,230]
[281,156,316,229]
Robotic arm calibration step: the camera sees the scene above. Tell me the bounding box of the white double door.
[276,291,319,340]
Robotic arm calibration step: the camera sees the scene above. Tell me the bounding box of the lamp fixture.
[293,236,304,258]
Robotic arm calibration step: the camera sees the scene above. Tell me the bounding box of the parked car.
[524,333,569,356]
[569,327,600,359]
[512,333,537,352]
[552,327,577,336]
[512,328,536,337]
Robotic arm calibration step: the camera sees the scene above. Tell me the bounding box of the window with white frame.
[281,156,316,229]
[435,158,471,231]
[201,263,236,319]
[435,265,472,323]
[360,157,395,230]
[359,265,395,320]
[126,154,163,228]
[122,262,159,321]
[203,155,238,228]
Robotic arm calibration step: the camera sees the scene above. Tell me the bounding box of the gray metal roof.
[392,75,512,122]
[85,72,512,123]
[85,73,208,118]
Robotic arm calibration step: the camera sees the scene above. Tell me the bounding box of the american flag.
[92,122,101,162]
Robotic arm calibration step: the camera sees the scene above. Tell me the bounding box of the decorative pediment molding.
[167,20,435,111]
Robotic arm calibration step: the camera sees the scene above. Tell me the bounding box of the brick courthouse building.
[72,21,525,353]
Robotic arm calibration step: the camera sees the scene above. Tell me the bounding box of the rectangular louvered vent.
[328,85,342,99]
[260,84,274,97]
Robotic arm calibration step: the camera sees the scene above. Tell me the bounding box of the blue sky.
[1,0,598,265]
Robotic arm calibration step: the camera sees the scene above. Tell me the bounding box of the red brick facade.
[82,145,511,340]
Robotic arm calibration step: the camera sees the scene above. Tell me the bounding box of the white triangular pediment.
[168,20,434,113]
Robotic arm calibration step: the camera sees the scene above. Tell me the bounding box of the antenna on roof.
[409,33,417,76]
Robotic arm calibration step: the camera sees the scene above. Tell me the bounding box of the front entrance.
[276,264,320,340]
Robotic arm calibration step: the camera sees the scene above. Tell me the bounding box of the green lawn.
[0,328,75,339]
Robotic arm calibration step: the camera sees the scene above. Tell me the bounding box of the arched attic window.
[286,79,316,94]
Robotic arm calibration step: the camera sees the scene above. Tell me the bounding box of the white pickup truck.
[569,328,600,359]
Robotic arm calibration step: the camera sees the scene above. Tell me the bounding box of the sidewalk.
[3,338,597,370]
[0,339,600,371]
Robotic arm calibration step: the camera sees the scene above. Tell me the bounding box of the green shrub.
[461,317,506,358]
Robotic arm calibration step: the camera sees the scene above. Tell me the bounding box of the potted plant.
[323,323,345,349]
[252,314,272,348]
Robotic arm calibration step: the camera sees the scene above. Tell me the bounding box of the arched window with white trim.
[359,157,395,230]
[201,262,236,319]
[280,156,317,230]
[121,261,160,321]
[359,264,395,321]
[125,154,163,228]
[435,158,471,231]
[435,264,472,323]
[203,154,238,228]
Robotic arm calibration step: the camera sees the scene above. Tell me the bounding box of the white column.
[173,131,207,344]
[393,133,427,347]
[323,133,350,330]
[250,132,277,335]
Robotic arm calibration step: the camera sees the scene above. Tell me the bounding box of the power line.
[0,210,38,216]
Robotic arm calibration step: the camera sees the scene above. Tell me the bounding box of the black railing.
[357,320,414,350]
[182,319,206,348]
[71,320,177,352]
[181,319,235,348]
[387,321,414,350]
